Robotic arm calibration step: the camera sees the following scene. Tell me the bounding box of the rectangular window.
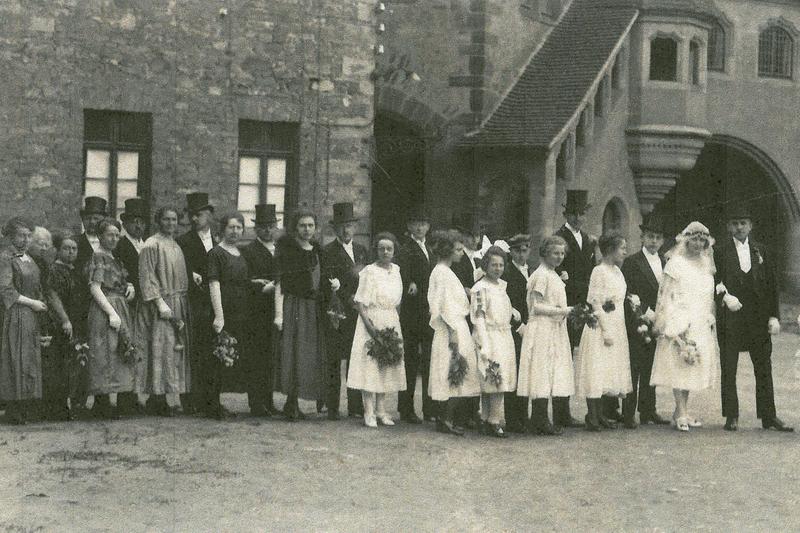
[236,120,299,228]
[83,110,152,219]
[649,37,678,81]
[708,24,725,72]
[759,27,793,79]
[689,41,701,85]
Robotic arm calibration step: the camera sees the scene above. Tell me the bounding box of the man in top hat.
[241,204,281,417]
[621,214,670,427]
[452,211,484,290]
[714,205,793,432]
[502,233,532,433]
[320,203,367,420]
[397,206,435,423]
[113,197,149,415]
[554,189,596,427]
[176,192,218,416]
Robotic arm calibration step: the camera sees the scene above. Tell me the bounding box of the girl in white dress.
[347,233,407,428]
[517,236,575,435]
[575,234,632,431]
[471,246,520,438]
[427,230,481,436]
[650,222,719,432]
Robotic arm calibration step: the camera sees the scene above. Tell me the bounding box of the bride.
[650,222,720,432]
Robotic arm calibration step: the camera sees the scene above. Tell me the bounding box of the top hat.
[331,203,359,225]
[253,204,279,226]
[507,234,532,250]
[120,197,148,222]
[726,203,752,221]
[639,213,667,235]
[186,192,214,214]
[406,204,430,223]
[562,190,591,215]
[451,211,477,235]
[80,196,108,216]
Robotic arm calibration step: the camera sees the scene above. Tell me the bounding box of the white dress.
[427,263,481,401]
[574,263,632,399]
[517,265,575,399]
[346,263,407,393]
[470,278,517,393]
[650,255,719,391]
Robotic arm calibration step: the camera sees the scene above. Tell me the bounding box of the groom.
[714,205,793,432]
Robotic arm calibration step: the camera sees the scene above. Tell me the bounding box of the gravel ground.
[1,333,799,532]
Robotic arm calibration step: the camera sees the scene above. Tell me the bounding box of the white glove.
[261,280,275,294]
[213,316,224,334]
[329,278,341,292]
[560,271,569,281]
[644,307,656,323]
[768,317,780,336]
[722,293,743,312]
[125,283,136,301]
[109,312,122,330]
[511,308,521,323]
[274,317,283,331]
[192,272,203,286]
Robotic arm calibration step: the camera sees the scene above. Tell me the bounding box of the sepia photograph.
[1,0,799,531]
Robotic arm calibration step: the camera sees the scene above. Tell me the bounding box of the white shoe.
[377,415,395,426]
[364,415,378,428]
[687,417,702,428]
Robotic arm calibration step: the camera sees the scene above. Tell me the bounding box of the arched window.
[649,37,678,81]
[759,26,793,79]
[708,22,725,72]
[689,40,702,85]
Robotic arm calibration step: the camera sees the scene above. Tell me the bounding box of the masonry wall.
[0,0,376,238]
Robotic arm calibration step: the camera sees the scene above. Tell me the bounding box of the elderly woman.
[0,217,48,424]
[86,218,136,419]
[274,209,327,421]
[137,207,192,417]
[650,222,720,432]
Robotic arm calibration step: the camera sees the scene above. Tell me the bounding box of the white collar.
[565,222,581,235]
[642,247,660,258]
[412,236,426,246]
[339,239,353,249]
[734,237,749,249]
[513,260,528,271]
[197,228,212,239]
[257,237,274,250]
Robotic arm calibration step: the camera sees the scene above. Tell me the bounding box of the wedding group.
[0,188,794,438]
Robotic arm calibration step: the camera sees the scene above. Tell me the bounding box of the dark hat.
[726,203,752,221]
[507,234,532,250]
[639,213,667,235]
[253,204,279,226]
[451,211,477,235]
[406,204,430,223]
[563,189,591,214]
[120,197,148,221]
[331,202,359,225]
[80,196,108,216]
[186,192,214,214]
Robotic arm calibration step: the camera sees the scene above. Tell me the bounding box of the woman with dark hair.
[0,217,47,424]
[426,229,481,435]
[346,232,406,428]
[575,233,632,431]
[86,218,136,419]
[273,209,326,420]
[206,212,254,419]
[137,206,191,416]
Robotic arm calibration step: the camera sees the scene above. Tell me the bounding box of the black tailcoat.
[502,259,530,427]
[453,252,480,290]
[554,225,595,306]
[398,237,433,334]
[113,236,141,301]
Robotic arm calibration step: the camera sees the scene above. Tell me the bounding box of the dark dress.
[207,246,253,393]
[45,261,83,414]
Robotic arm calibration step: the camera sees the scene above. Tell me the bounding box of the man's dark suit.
[112,234,144,412]
[715,238,779,421]
[453,251,480,290]
[502,259,529,430]
[241,239,278,413]
[71,233,95,408]
[453,251,482,426]
[321,238,368,416]
[621,250,664,421]
[555,225,596,348]
[398,237,434,419]
[176,230,217,414]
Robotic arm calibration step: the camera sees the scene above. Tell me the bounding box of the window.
[594,78,605,117]
[83,110,152,219]
[611,56,621,89]
[759,26,793,79]
[649,37,678,81]
[576,109,587,147]
[689,41,701,85]
[236,120,299,228]
[708,22,725,72]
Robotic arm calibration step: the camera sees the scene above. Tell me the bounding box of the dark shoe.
[530,420,559,436]
[264,405,280,417]
[435,420,464,436]
[347,411,362,418]
[606,409,624,422]
[762,417,794,432]
[641,412,670,425]
[598,416,617,429]
[424,414,437,423]
[623,418,638,430]
[563,416,584,428]
[327,411,341,421]
[400,412,422,424]
[488,424,507,438]
[316,400,326,414]
[584,414,601,432]
[117,402,144,417]
[505,421,527,434]
[478,420,491,435]
[250,405,272,418]
[724,416,738,431]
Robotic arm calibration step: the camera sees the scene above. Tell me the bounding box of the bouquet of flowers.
[118,326,138,365]
[326,292,348,329]
[366,327,404,369]
[674,331,699,365]
[214,330,239,367]
[627,294,655,344]
[567,303,599,331]
[447,342,469,387]
[73,339,90,367]
[170,318,185,351]
[484,359,502,388]
[601,299,616,313]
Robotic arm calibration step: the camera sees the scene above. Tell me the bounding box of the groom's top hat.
[80,196,108,217]
[120,198,148,222]
[726,203,752,221]
[639,213,667,235]
[563,189,591,215]
[253,204,279,226]
[331,202,359,225]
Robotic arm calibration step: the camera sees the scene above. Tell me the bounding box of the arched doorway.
[372,114,426,238]
[602,197,628,237]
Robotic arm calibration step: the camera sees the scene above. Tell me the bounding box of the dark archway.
[372,113,426,238]
[602,196,628,237]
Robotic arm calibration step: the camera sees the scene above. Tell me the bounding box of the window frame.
[648,35,680,83]
[758,25,794,80]
[707,22,726,73]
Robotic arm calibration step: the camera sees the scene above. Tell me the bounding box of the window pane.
[117,151,139,180]
[275,212,284,229]
[117,179,138,203]
[237,183,260,213]
[266,158,287,186]
[84,178,109,199]
[86,149,110,179]
[239,157,260,185]
[266,185,285,214]
[241,211,257,228]
[650,38,678,81]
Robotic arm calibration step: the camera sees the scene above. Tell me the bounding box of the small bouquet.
[484,359,502,388]
[170,318,185,351]
[447,342,469,387]
[674,331,699,365]
[214,330,239,367]
[601,299,616,313]
[366,327,404,369]
[39,335,53,348]
[326,292,347,329]
[118,326,138,365]
[627,294,655,344]
[568,303,599,331]
[73,339,90,367]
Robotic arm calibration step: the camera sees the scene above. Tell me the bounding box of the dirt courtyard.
[2,333,800,532]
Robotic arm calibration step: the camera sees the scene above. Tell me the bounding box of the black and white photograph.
[1,0,800,530]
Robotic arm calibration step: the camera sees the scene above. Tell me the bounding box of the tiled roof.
[462,0,638,148]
